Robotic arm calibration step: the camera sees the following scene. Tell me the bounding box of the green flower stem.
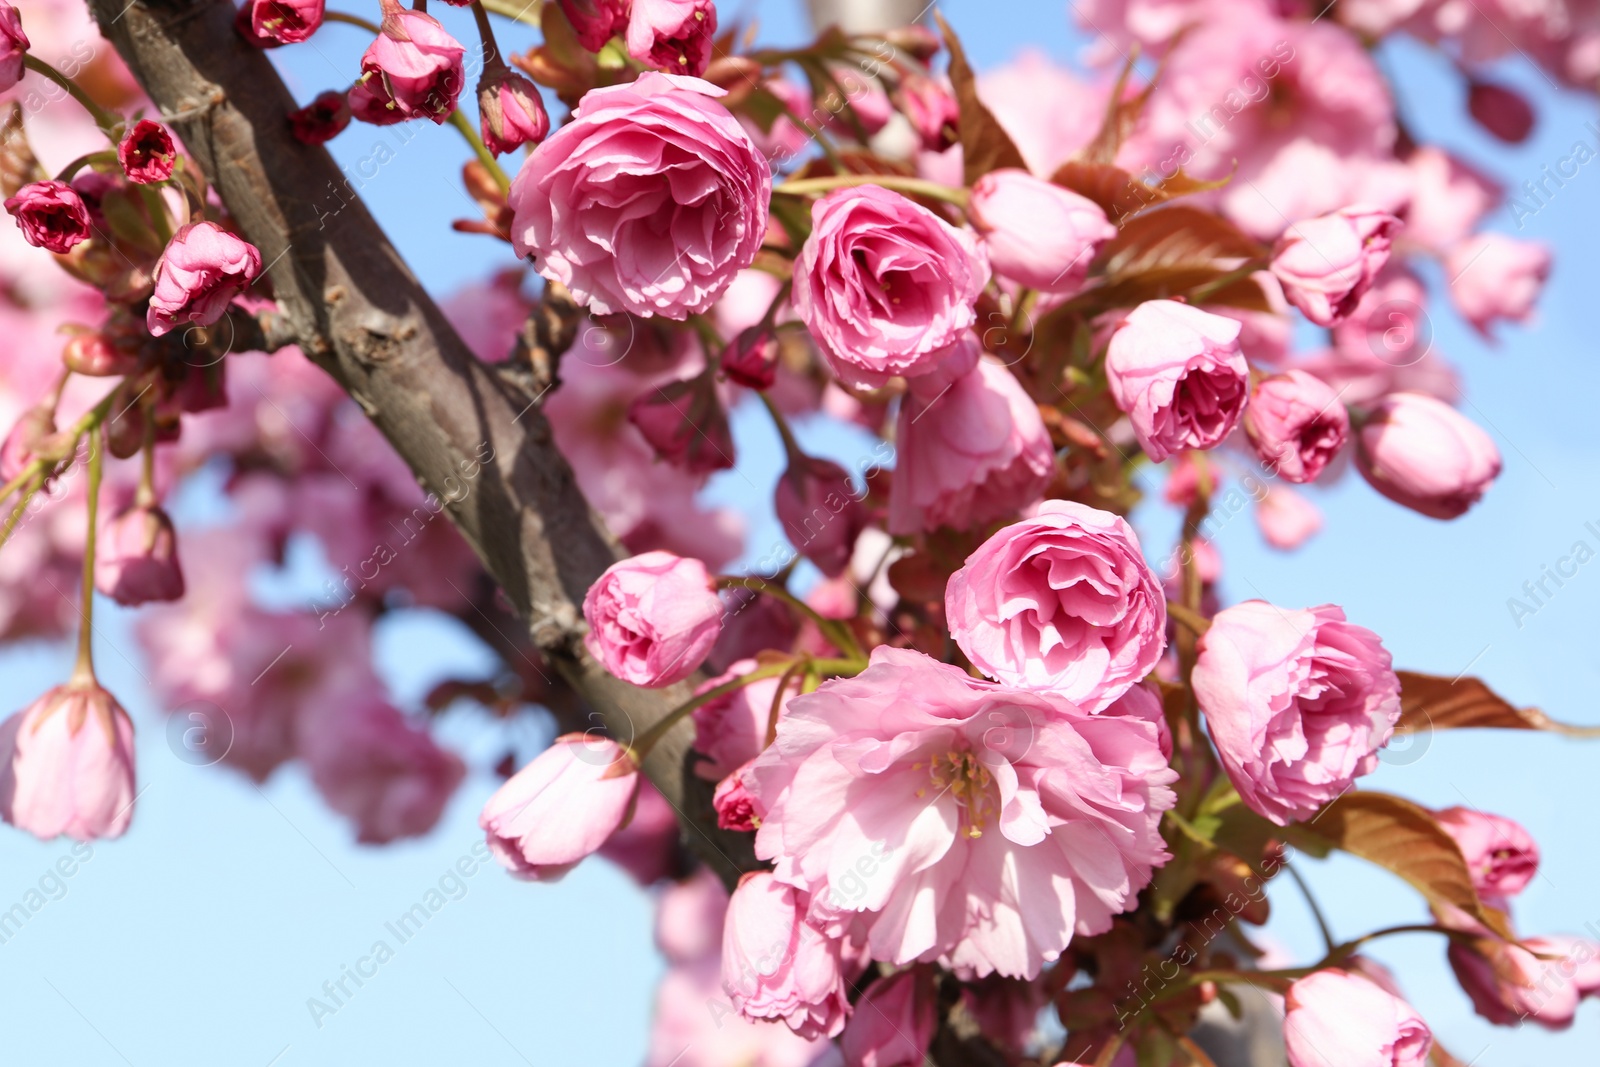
[447,109,511,195]
[23,55,121,138]
[72,428,104,682]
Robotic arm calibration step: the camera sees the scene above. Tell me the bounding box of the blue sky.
[1,2,1598,1064]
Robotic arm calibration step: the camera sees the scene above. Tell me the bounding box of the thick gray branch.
[85,0,752,882]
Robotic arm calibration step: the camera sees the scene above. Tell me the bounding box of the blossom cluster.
[0,0,1593,1065]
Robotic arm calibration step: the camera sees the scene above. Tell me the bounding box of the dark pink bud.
[1467,80,1534,144]
[350,8,466,126]
[62,332,138,377]
[4,180,93,254]
[625,0,718,78]
[627,375,735,474]
[95,505,185,606]
[775,456,868,578]
[288,90,352,145]
[234,0,324,47]
[557,0,629,52]
[720,325,778,389]
[712,762,759,831]
[0,1,28,92]
[477,68,549,156]
[117,120,176,184]
[146,221,263,337]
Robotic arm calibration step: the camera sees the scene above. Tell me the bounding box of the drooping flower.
[1193,600,1401,825]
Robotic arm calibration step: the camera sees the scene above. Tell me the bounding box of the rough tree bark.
[85,0,755,883]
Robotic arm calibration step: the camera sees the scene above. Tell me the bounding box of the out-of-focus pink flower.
[117,120,175,184]
[692,659,798,781]
[947,500,1166,711]
[838,968,937,1067]
[288,90,352,145]
[1294,344,1459,409]
[1,404,54,482]
[793,185,988,389]
[888,357,1054,535]
[5,180,93,254]
[968,169,1115,296]
[0,680,136,842]
[627,374,735,473]
[1434,806,1539,899]
[626,0,717,78]
[1355,392,1500,520]
[1446,234,1550,338]
[1104,300,1249,463]
[1194,600,1401,825]
[302,700,465,844]
[723,871,851,1038]
[0,2,28,91]
[558,0,628,52]
[348,7,465,125]
[511,73,769,319]
[1328,265,1432,371]
[895,72,959,152]
[776,457,868,578]
[478,68,549,155]
[977,51,1106,175]
[746,646,1177,980]
[235,0,324,45]
[959,976,1048,1056]
[741,77,812,163]
[1115,16,1396,239]
[657,866,728,964]
[823,63,892,138]
[597,777,683,885]
[1244,369,1350,483]
[439,270,533,363]
[722,326,779,389]
[1284,969,1432,1067]
[1467,80,1535,143]
[1256,486,1322,551]
[647,957,830,1067]
[1271,206,1400,327]
[95,504,184,606]
[480,733,640,880]
[1440,906,1600,1032]
[1401,148,1501,253]
[583,551,722,687]
[146,221,263,337]
[543,336,744,568]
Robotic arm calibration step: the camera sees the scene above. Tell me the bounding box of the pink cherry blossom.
[746,646,1177,980]
[793,185,988,389]
[509,73,770,319]
[1243,369,1350,483]
[480,734,640,880]
[1355,392,1501,520]
[1193,600,1401,825]
[1105,300,1249,463]
[0,680,136,842]
[1284,969,1432,1067]
[946,500,1166,711]
[583,551,723,687]
[1434,806,1540,899]
[888,356,1054,535]
[722,871,851,1038]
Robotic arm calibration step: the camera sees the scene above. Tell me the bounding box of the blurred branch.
[85,0,755,884]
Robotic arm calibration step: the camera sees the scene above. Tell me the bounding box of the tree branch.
[85,0,754,883]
